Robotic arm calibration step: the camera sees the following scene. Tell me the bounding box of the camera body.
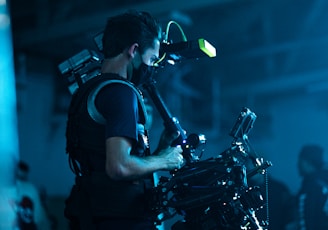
[148,108,271,230]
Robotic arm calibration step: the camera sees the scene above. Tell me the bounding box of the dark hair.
[102,10,162,59]
[299,144,324,169]
[18,160,29,172]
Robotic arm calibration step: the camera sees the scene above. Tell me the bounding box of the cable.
[155,21,188,66]
[164,20,188,42]
[264,170,270,228]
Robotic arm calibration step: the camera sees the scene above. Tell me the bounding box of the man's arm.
[105,136,183,180]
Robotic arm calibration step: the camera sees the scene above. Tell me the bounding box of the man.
[64,11,184,230]
[295,144,328,230]
[15,161,52,230]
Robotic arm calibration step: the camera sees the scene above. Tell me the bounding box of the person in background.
[292,144,328,230]
[64,10,184,230]
[246,157,294,230]
[15,160,52,230]
[16,161,29,181]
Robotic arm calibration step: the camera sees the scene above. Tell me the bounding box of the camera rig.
[144,86,272,229]
[58,49,102,95]
[58,20,272,229]
[58,51,272,230]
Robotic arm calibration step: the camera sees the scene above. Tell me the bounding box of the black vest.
[66,73,149,174]
[65,74,153,219]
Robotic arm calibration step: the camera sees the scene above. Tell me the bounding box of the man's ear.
[128,43,139,58]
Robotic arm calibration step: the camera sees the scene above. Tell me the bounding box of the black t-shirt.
[95,83,139,143]
[94,79,148,157]
[297,170,328,230]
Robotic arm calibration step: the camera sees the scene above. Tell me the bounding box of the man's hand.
[157,145,184,170]
[156,129,181,151]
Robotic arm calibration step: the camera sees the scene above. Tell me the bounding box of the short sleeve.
[95,83,139,141]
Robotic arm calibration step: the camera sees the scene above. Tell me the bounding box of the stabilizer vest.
[65,74,154,219]
[65,74,149,175]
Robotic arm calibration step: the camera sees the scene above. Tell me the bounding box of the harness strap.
[86,79,148,126]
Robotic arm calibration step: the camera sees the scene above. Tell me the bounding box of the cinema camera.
[58,20,216,95]
[148,107,272,230]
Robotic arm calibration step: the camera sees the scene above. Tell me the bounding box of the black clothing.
[64,73,155,229]
[17,196,37,230]
[93,217,157,230]
[96,83,140,140]
[297,169,328,230]
[254,176,294,230]
[95,81,150,156]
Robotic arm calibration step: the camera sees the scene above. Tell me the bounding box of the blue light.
[0,1,19,228]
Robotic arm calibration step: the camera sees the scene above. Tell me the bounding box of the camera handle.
[142,78,200,164]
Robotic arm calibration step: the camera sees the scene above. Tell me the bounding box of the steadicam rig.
[58,49,102,95]
[142,78,206,164]
[148,107,272,230]
[57,19,272,230]
[58,20,216,95]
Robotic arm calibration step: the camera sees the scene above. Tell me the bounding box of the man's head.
[102,10,162,60]
[16,160,29,181]
[102,11,162,84]
[298,144,324,177]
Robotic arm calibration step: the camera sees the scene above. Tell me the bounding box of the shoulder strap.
[66,75,147,175]
[68,75,106,116]
[87,78,148,126]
